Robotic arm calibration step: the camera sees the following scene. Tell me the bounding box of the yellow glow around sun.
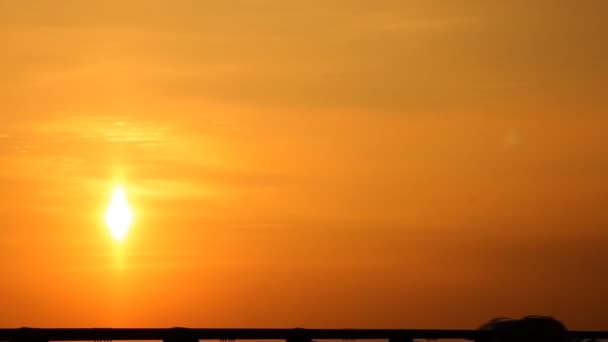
[104,186,133,241]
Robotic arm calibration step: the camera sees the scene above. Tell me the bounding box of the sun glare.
[104,186,133,241]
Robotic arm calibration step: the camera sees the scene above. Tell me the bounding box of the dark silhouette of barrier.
[0,317,606,342]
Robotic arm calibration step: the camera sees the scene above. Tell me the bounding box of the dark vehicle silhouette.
[476,316,569,342]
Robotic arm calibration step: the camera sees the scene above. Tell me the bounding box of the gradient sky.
[1,0,607,331]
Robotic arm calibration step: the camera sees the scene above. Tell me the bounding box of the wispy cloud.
[33,114,170,145]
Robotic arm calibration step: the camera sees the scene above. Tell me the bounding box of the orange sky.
[1,0,607,331]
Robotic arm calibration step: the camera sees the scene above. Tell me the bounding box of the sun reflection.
[104,185,133,241]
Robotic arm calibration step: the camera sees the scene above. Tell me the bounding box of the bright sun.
[104,185,133,241]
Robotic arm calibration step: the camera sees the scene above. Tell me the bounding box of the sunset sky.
[1,0,607,331]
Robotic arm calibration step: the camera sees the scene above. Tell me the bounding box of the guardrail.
[0,328,606,342]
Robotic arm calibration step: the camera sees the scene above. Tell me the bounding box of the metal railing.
[0,327,607,342]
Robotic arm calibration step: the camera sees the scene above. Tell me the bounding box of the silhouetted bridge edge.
[0,328,607,341]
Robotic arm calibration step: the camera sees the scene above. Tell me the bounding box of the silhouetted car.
[476,316,569,342]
